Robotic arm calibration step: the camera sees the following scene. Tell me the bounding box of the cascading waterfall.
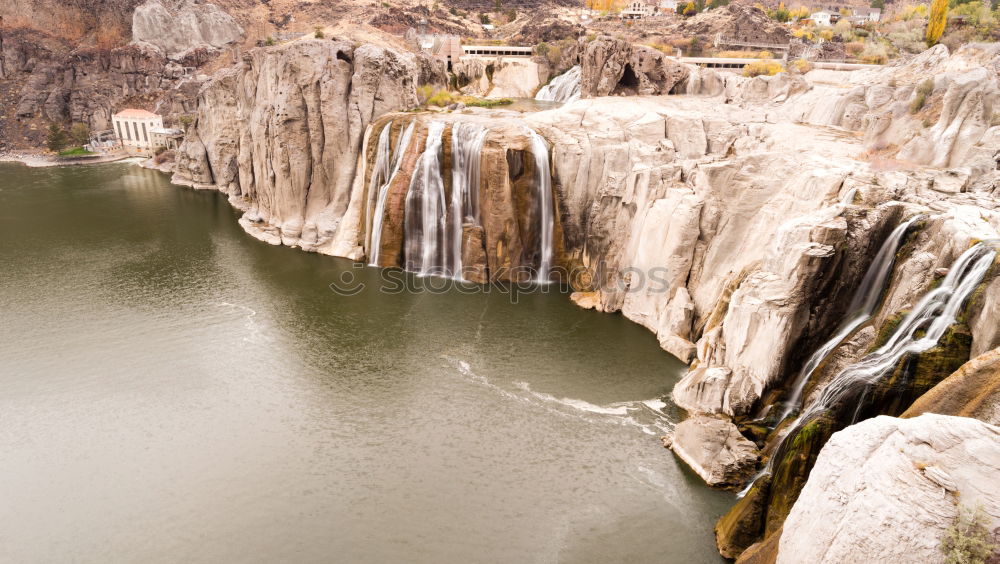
[804,242,995,420]
[368,122,415,266]
[447,123,489,280]
[536,66,582,104]
[528,129,554,282]
[776,215,923,422]
[744,242,996,495]
[404,121,448,276]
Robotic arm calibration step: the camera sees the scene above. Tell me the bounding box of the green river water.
[0,162,731,563]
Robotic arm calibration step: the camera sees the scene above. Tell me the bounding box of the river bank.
[0,150,132,168]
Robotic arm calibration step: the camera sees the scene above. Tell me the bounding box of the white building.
[811,10,833,25]
[112,109,163,156]
[621,1,653,19]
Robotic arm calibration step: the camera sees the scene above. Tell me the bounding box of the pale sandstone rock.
[903,347,1000,425]
[777,414,1000,564]
[670,415,759,488]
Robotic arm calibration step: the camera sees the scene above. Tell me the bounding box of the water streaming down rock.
[536,66,582,104]
[368,122,415,266]
[447,123,489,279]
[404,121,448,276]
[528,129,555,282]
[776,215,923,422]
[755,242,997,490]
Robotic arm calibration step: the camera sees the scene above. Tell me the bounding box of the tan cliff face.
[171,39,447,255]
[170,35,1000,563]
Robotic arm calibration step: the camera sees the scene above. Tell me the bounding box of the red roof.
[114,109,159,119]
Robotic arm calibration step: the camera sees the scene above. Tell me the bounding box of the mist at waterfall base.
[0,162,731,563]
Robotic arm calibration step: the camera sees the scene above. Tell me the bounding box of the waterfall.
[744,242,996,495]
[805,242,994,418]
[447,123,489,280]
[365,123,394,256]
[777,215,922,422]
[528,129,554,282]
[368,122,415,267]
[536,66,582,104]
[404,121,447,276]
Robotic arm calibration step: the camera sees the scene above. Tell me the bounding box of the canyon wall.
[171,39,447,254]
[171,37,1000,562]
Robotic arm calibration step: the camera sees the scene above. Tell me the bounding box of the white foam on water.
[448,357,676,437]
[514,381,630,416]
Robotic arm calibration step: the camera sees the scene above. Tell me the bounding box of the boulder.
[670,415,759,487]
[777,414,1000,564]
[579,36,689,98]
[903,347,1000,425]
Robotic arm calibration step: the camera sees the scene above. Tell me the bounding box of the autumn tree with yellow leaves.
[925,0,948,45]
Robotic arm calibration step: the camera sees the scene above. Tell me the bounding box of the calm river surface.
[0,162,731,563]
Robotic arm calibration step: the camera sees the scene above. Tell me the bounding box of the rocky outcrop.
[776,414,1000,564]
[668,416,759,488]
[159,37,1000,562]
[675,4,790,48]
[131,0,243,60]
[172,39,445,253]
[454,57,543,99]
[579,36,689,97]
[0,26,206,148]
[903,347,1000,425]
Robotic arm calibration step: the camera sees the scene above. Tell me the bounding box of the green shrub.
[314,26,325,39]
[939,505,998,564]
[46,124,69,152]
[910,79,934,114]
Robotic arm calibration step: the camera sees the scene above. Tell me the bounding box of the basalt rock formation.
[0,25,206,148]
[903,347,1000,425]
[131,0,244,60]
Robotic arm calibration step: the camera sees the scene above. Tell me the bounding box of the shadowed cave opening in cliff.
[613,63,639,96]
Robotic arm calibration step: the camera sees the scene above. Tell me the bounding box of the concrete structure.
[854,7,881,21]
[112,109,163,156]
[811,10,833,25]
[621,0,654,19]
[150,127,184,151]
[461,45,534,57]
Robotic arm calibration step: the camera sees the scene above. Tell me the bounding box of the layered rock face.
[579,36,689,97]
[171,39,1000,561]
[172,39,446,254]
[453,57,543,99]
[0,21,213,148]
[903,347,1000,425]
[131,0,244,60]
[776,414,1000,564]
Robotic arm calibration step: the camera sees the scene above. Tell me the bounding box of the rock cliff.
[169,38,1000,561]
[131,0,244,60]
[776,414,1000,564]
[171,39,446,253]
